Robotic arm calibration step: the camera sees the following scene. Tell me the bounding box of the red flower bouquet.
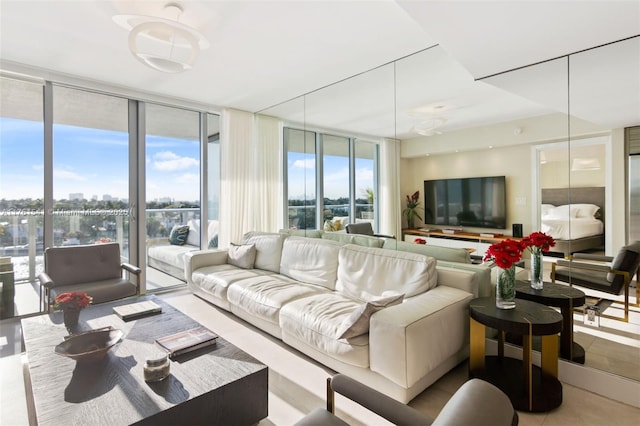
[521,231,555,255]
[483,239,525,269]
[53,292,93,311]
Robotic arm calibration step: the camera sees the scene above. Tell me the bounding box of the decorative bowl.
[55,327,123,362]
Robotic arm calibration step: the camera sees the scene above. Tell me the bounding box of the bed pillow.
[540,204,555,217]
[572,203,600,218]
[544,205,578,220]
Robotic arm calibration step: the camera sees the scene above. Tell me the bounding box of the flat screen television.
[423,176,507,229]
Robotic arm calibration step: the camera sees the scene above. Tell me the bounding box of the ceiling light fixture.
[113,3,209,73]
[412,117,447,136]
[571,158,601,171]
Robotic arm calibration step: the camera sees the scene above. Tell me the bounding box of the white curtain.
[379,138,401,239]
[253,115,283,232]
[220,108,254,247]
[220,109,283,247]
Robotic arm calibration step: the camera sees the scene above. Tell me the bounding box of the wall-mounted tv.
[423,176,507,229]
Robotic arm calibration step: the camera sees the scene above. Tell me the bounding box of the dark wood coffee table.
[516,280,586,363]
[21,296,268,425]
[469,297,563,412]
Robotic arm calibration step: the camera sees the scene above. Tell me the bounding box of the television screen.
[423,176,506,229]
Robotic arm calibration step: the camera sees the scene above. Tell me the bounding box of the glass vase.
[530,251,544,290]
[63,306,80,332]
[496,266,516,309]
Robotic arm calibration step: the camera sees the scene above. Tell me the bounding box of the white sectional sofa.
[185,232,490,403]
[147,219,219,280]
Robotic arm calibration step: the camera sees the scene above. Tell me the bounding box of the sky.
[1,116,372,203]
[0,117,200,202]
[287,153,374,200]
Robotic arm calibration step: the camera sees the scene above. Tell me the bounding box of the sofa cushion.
[279,293,370,368]
[336,244,437,300]
[242,232,287,273]
[227,274,329,326]
[44,243,122,286]
[607,245,640,283]
[280,237,341,290]
[191,264,272,301]
[186,219,201,247]
[280,229,323,239]
[384,239,471,263]
[169,225,190,245]
[148,243,198,270]
[321,232,384,248]
[337,294,404,339]
[228,243,257,269]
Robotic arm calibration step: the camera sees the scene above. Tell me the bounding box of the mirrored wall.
[256,36,639,384]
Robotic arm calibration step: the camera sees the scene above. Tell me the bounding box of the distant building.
[69,193,83,201]
[158,197,172,203]
[103,194,113,201]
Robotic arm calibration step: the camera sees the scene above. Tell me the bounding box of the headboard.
[541,186,605,223]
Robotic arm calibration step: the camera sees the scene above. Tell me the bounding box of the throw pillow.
[208,234,219,249]
[336,294,404,339]
[169,225,190,246]
[228,243,257,269]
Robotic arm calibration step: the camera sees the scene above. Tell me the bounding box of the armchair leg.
[326,377,335,414]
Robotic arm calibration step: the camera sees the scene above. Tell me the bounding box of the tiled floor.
[2,288,640,425]
[160,289,640,426]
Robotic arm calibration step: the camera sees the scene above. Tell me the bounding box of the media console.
[403,229,522,259]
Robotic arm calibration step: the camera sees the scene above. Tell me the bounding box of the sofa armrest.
[121,262,142,292]
[572,253,614,263]
[555,258,612,272]
[147,237,169,247]
[436,264,491,298]
[184,249,229,284]
[369,286,473,387]
[37,272,54,288]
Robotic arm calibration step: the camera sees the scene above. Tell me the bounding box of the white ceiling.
[0,1,638,140]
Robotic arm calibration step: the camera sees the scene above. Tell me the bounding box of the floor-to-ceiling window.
[207,115,220,248]
[0,73,221,316]
[52,86,130,253]
[628,127,640,242]
[284,127,380,231]
[0,76,45,317]
[354,140,377,226]
[285,128,316,230]
[322,134,350,227]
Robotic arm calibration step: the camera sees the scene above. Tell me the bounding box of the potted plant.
[483,239,525,309]
[403,191,423,229]
[521,231,555,290]
[54,292,93,331]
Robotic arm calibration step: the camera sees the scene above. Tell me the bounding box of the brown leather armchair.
[38,242,141,311]
[551,242,640,322]
[345,222,395,239]
[295,374,517,426]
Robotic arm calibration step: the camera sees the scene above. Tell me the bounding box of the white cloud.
[324,167,349,182]
[293,159,315,169]
[176,173,199,184]
[54,168,85,181]
[153,151,198,171]
[356,167,373,182]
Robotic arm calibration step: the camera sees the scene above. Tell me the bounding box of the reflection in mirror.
[259,36,639,384]
[258,62,398,241]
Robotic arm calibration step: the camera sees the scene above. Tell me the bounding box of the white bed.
[539,192,605,257]
[541,217,604,240]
